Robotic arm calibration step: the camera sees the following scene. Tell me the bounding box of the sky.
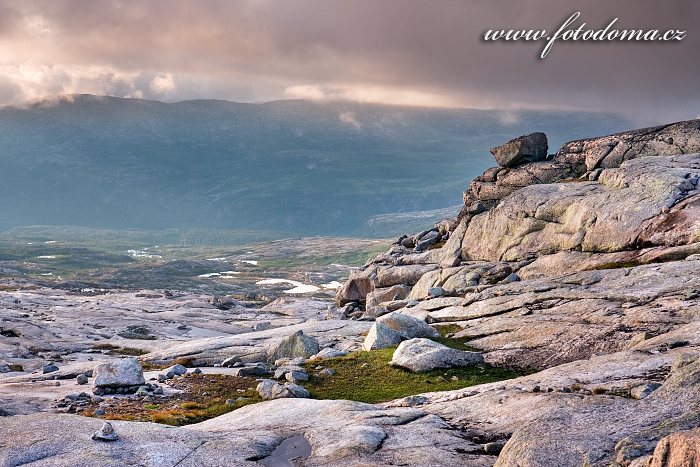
[0,0,698,124]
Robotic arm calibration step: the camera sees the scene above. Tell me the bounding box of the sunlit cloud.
[0,0,697,123]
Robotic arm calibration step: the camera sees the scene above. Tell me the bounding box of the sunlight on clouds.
[285,83,457,108]
[149,72,176,95]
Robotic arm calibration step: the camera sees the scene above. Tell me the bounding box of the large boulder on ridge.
[491,132,548,168]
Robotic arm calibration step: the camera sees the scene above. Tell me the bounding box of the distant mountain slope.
[0,95,630,236]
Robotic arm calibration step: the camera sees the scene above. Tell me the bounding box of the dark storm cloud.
[0,0,697,123]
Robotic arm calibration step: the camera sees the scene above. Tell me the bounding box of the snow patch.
[256,278,320,294]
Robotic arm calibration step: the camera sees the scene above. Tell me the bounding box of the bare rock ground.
[2,120,700,466]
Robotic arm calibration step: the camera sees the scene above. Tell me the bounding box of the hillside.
[0,95,630,237]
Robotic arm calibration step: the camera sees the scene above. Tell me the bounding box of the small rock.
[319,368,336,377]
[484,441,505,455]
[284,382,310,398]
[164,364,188,379]
[310,348,349,361]
[42,363,59,374]
[93,408,105,416]
[253,322,272,332]
[92,422,118,442]
[256,379,292,400]
[285,370,308,384]
[631,382,662,400]
[76,374,88,385]
[221,356,242,368]
[192,368,202,374]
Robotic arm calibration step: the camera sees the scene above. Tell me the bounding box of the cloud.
[149,72,176,96]
[0,0,697,124]
[338,111,362,130]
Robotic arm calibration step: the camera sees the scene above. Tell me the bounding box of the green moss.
[304,347,522,404]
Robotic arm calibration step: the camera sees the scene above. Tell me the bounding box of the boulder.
[284,382,310,398]
[256,380,309,400]
[257,379,291,400]
[365,285,410,310]
[649,429,700,467]
[376,312,439,340]
[490,132,548,168]
[362,322,403,351]
[336,271,375,305]
[267,331,320,363]
[93,358,145,389]
[389,338,484,372]
[310,348,348,360]
[163,364,187,379]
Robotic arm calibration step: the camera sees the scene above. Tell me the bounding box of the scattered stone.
[76,374,88,385]
[310,348,348,360]
[117,324,156,340]
[362,322,403,351]
[256,379,292,400]
[285,370,308,384]
[221,356,242,368]
[266,330,320,363]
[484,441,505,455]
[164,364,188,379]
[284,382,310,398]
[630,382,662,400]
[253,322,272,332]
[376,312,440,340]
[319,368,336,377]
[42,363,59,374]
[91,422,118,442]
[231,363,270,377]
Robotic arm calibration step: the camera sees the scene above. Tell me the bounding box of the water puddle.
[259,434,312,467]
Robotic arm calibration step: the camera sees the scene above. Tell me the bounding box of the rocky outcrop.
[490,132,548,168]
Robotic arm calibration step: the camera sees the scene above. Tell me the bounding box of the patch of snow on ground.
[256,278,320,294]
[36,255,56,259]
[321,281,342,289]
[241,260,258,266]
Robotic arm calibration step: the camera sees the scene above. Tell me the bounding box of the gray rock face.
[491,132,548,168]
[362,322,404,351]
[376,312,439,340]
[390,338,484,372]
[463,154,700,262]
[266,330,320,363]
[93,358,145,388]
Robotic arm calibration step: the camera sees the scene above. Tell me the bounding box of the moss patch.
[85,373,262,426]
[303,347,522,404]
